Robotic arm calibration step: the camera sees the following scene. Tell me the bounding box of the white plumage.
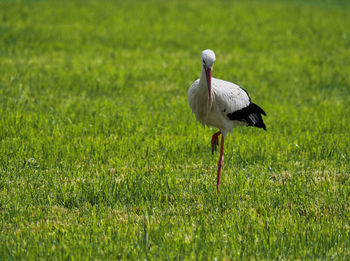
[188,49,266,192]
[188,77,251,135]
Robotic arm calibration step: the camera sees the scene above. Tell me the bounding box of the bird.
[188,49,266,192]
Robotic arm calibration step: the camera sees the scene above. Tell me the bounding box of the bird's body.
[188,49,266,192]
[189,77,255,135]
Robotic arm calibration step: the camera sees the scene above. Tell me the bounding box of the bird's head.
[201,49,216,69]
[201,49,216,106]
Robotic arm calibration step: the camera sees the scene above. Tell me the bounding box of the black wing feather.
[227,103,266,130]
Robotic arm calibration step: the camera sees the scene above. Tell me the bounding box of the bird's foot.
[211,131,221,154]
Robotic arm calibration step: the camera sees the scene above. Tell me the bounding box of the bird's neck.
[200,66,212,93]
[200,66,208,88]
[199,65,213,109]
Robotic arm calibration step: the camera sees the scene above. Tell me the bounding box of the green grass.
[1,0,350,259]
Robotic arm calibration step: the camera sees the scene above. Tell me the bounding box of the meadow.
[0,0,349,259]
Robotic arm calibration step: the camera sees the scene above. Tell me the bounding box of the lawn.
[0,0,349,259]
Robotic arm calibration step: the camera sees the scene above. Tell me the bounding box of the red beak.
[205,68,212,106]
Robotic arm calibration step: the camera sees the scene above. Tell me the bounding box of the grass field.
[1,0,350,259]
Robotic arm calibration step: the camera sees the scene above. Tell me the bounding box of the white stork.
[188,49,266,192]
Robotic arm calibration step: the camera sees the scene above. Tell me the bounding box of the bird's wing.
[212,78,267,130]
[212,78,251,115]
[187,79,200,112]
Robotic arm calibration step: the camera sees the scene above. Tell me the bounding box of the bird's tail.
[248,103,266,130]
[226,102,267,130]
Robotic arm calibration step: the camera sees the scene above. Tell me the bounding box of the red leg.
[216,134,225,193]
[211,131,221,155]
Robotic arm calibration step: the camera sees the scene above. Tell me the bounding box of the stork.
[188,49,266,192]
